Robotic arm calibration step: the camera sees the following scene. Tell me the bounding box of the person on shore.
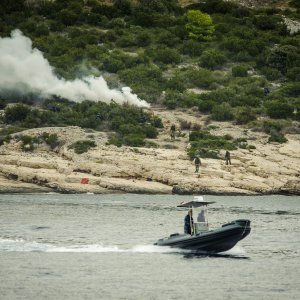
[170,124,176,141]
[225,150,231,165]
[193,156,201,173]
[184,209,194,235]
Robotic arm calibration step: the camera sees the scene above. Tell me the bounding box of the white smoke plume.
[0,30,150,107]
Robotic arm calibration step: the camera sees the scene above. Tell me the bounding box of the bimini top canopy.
[177,196,215,208]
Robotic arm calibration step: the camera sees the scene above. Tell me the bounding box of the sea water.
[0,194,299,299]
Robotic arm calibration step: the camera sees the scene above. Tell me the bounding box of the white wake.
[0,238,188,254]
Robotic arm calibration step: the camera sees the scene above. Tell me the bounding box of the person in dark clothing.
[184,209,194,235]
[225,150,231,165]
[264,87,270,96]
[194,156,201,172]
[170,124,176,141]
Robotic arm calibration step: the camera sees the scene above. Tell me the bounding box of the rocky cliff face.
[0,108,299,195]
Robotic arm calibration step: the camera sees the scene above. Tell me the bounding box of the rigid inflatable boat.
[155,196,251,253]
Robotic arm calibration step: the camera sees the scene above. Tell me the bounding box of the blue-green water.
[0,194,299,299]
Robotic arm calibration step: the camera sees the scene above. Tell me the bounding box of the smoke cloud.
[0,30,150,107]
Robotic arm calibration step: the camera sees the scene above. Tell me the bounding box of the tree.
[186,10,214,41]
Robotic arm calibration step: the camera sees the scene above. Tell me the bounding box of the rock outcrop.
[0,109,299,195]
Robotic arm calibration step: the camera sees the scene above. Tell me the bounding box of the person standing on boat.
[184,209,194,235]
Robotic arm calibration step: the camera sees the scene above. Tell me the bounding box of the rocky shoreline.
[0,109,299,196]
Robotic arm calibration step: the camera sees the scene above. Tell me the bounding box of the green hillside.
[0,0,299,150]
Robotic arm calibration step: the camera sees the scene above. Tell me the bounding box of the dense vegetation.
[0,0,299,154]
[0,100,162,147]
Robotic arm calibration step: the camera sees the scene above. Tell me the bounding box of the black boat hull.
[155,219,251,253]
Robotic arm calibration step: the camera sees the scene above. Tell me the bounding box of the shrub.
[35,24,49,37]
[266,101,294,119]
[136,31,152,47]
[221,36,245,53]
[41,133,60,149]
[233,137,248,149]
[286,67,300,81]
[260,66,282,80]
[118,65,165,91]
[4,104,31,123]
[20,135,40,152]
[0,135,11,146]
[234,106,256,124]
[58,9,80,26]
[253,14,280,30]
[279,82,300,98]
[142,125,158,138]
[0,99,7,109]
[235,51,252,62]
[180,39,204,57]
[232,65,248,77]
[69,140,96,154]
[116,34,137,48]
[187,130,237,159]
[186,68,216,89]
[268,129,287,143]
[199,87,236,103]
[180,120,192,130]
[268,45,299,75]
[103,57,126,73]
[190,147,220,159]
[156,30,180,47]
[118,123,158,138]
[167,77,186,92]
[123,134,145,147]
[198,100,215,113]
[199,49,226,70]
[163,90,184,109]
[151,116,164,128]
[211,103,234,121]
[152,47,181,64]
[261,119,291,134]
[107,136,123,147]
